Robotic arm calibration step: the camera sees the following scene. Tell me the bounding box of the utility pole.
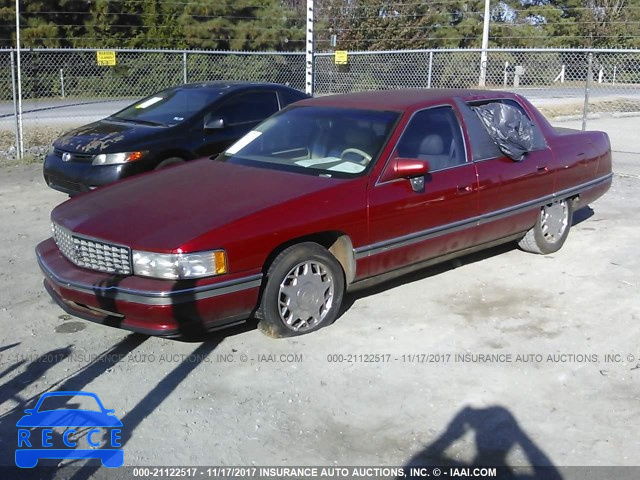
[479,0,490,87]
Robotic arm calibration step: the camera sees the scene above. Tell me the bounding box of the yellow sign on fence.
[334,50,348,65]
[96,50,116,66]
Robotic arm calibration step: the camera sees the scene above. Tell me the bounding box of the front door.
[362,105,479,278]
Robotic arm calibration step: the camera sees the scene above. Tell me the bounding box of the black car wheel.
[155,157,185,170]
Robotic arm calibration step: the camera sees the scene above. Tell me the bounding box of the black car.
[43,82,309,195]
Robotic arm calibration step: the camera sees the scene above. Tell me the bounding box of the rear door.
[196,90,280,157]
[460,99,555,245]
[362,105,479,278]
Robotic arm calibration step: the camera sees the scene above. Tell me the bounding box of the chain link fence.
[315,48,640,119]
[1,47,639,159]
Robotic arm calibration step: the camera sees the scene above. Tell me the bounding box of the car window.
[465,99,547,159]
[278,89,306,108]
[395,106,467,172]
[219,106,398,178]
[214,91,279,126]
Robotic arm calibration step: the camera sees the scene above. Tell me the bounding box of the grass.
[537,98,640,119]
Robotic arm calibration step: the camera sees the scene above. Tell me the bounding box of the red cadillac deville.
[36,89,612,338]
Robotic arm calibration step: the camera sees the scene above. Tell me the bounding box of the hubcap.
[540,201,568,243]
[278,261,334,332]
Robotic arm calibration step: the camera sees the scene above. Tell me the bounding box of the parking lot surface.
[0,117,638,474]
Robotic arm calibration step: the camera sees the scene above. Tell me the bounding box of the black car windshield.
[112,88,220,126]
[219,106,398,177]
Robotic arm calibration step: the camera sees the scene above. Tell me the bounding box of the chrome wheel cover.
[540,200,569,244]
[278,260,334,332]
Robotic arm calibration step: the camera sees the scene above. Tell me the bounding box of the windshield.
[113,88,220,126]
[218,106,398,177]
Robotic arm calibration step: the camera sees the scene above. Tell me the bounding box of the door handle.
[457,185,473,194]
[536,166,548,172]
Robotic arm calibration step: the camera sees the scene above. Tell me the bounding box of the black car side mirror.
[205,117,225,130]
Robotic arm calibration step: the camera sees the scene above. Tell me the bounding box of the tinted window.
[113,88,219,126]
[278,89,306,107]
[395,106,466,171]
[219,106,398,178]
[215,92,279,125]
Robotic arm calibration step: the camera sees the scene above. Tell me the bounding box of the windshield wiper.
[111,116,166,127]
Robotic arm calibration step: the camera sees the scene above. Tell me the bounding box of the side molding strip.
[354,173,612,259]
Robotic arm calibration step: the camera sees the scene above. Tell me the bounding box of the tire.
[518,198,573,254]
[258,242,345,338]
[154,157,185,170]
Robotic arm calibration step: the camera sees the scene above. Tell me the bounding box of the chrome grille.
[52,223,132,275]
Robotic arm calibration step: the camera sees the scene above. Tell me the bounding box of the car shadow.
[572,205,594,226]
[338,241,517,319]
[403,405,563,479]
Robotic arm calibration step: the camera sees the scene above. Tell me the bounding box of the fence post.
[305,0,314,95]
[427,51,433,88]
[60,68,65,98]
[10,49,21,161]
[183,52,188,84]
[582,52,593,131]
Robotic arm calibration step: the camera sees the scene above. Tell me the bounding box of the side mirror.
[204,117,225,130]
[391,157,430,178]
[24,408,34,415]
[383,157,430,192]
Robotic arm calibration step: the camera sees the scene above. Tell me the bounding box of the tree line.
[1,0,639,51]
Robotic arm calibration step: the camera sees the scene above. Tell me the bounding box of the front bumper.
[43,152,150,195]
[36,239,262,336]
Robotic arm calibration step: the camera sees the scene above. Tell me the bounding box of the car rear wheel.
[155,157,185,170]
[518,199,573,254]
[258,243,345,338]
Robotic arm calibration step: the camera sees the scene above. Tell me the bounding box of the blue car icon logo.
[15,391,123,468]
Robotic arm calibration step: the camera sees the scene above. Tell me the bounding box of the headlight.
[92,151,146,165]
[132,249,227,279]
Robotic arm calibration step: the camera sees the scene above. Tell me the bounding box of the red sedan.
[36,89,612,337]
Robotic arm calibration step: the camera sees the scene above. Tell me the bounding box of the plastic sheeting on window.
[472,103,543,161]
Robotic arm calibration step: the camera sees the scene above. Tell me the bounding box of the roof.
[296,89,518,111]
[174,81,296,92]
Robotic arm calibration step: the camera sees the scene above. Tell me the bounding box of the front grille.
[45,176,88,194]
[53,148,95,162]
[52,223,132,275]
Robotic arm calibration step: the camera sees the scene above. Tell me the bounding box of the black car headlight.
[92,151,146,165]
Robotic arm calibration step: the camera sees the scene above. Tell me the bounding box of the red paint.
[37,89,612,336]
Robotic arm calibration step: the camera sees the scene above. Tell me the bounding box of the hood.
[53,118,163,154]
[51,159,349,252]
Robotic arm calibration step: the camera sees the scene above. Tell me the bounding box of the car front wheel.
[155,157,185,170]
[519,198,573,254]
[258,243,345,338]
